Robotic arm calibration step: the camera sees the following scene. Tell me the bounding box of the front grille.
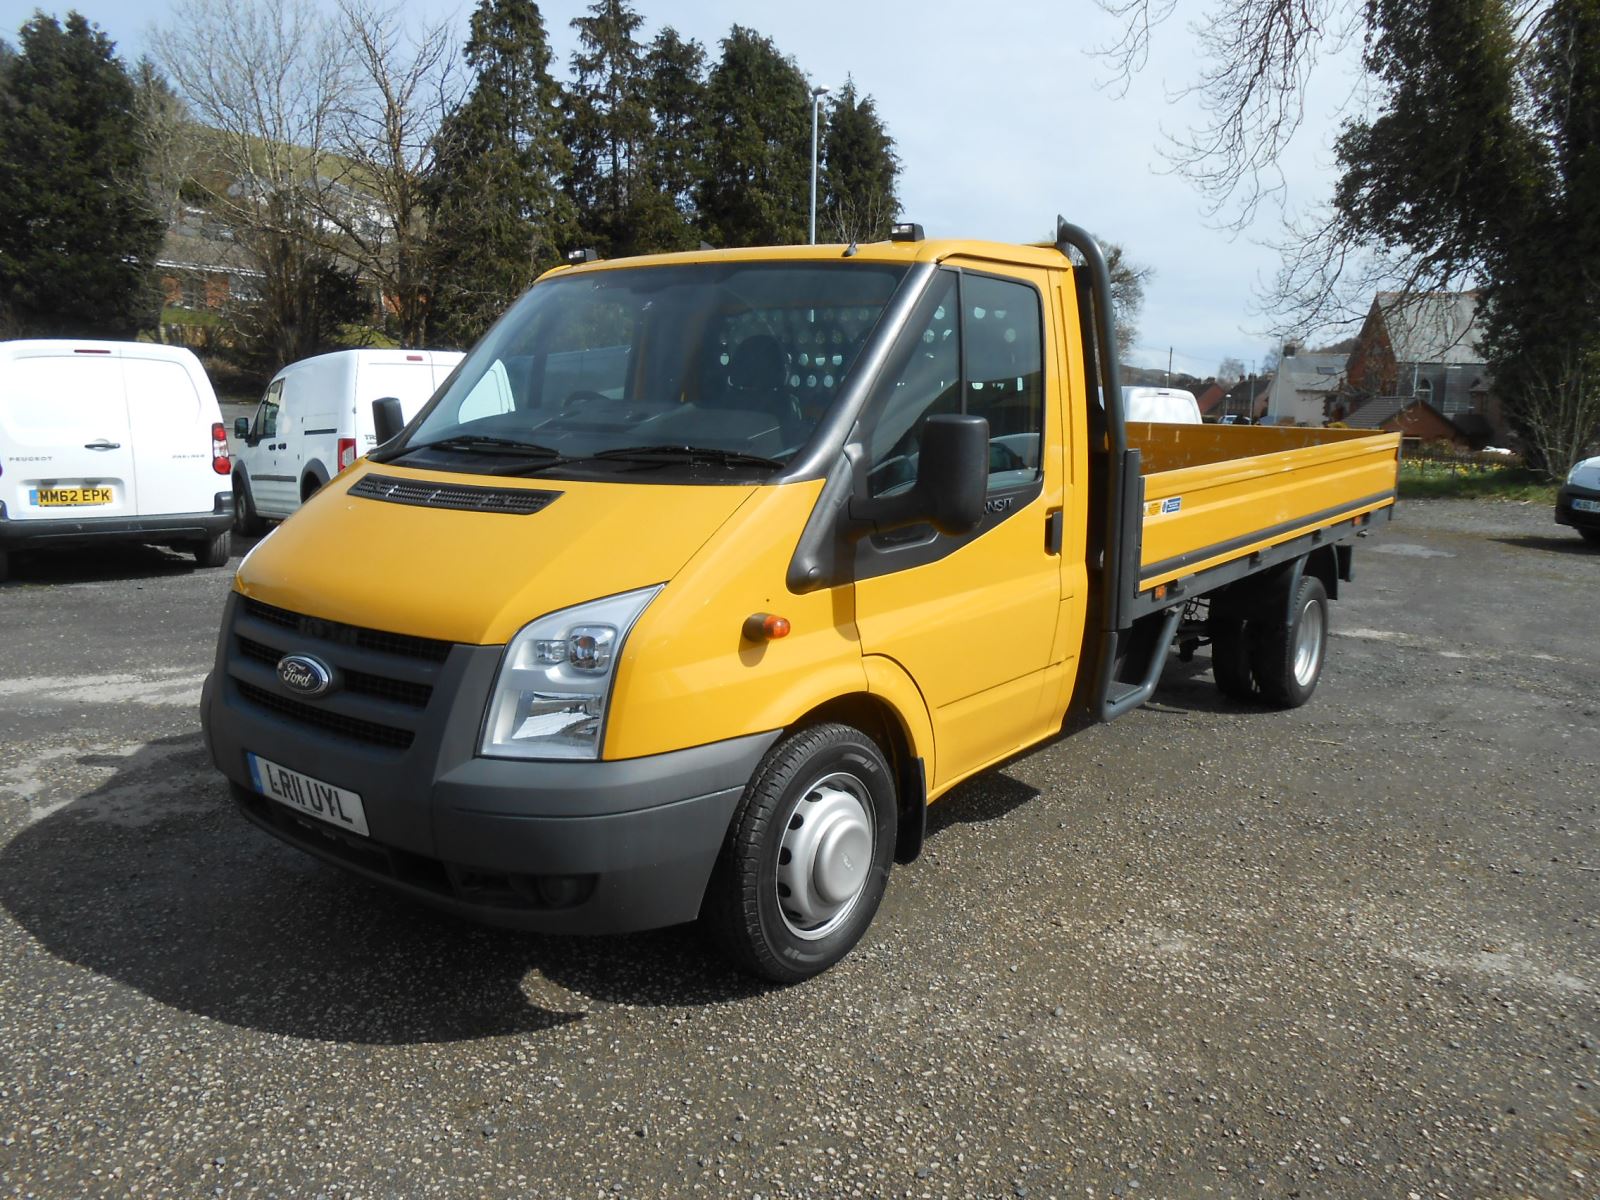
[237,681,415,750]
[236,635,433,708]
[349,473,560,516]
[242,598,451,663]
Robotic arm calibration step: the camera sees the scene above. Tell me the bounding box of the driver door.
[851,266,1066,790]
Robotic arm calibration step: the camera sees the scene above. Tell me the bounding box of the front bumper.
[0,492,232,549]
[201,593,779,933]
[1555,483,1600,531]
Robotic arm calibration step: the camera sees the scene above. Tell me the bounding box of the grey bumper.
[0,492,232,548]
[1555,483,1600,531]
[201,593,779,934]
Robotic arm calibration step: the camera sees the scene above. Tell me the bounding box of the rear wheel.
[1249,575,1329,708]
[1209,614,1258,700]
[233,474,265,536]
[703,723,897,983]
[193,530,231,569]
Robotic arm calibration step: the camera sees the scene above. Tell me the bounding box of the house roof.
[1345,396,1406,429]
[1196,383,1226,414]
[1373,291,1484,365]
[1278,350,1348,396]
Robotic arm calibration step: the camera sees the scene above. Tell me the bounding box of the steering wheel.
[562,389,610,411]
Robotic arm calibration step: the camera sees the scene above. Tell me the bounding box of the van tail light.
[211,422,231,475]
[337,436,358,472]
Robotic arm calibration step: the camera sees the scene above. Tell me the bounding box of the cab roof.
[539,238,1073,282]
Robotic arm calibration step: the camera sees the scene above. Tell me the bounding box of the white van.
[0,340,233,582]
[1122,386,1203,424]
[232,348,462,532]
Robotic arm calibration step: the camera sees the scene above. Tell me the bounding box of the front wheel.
[1580,528,1600,546]
[702,723,897,983]
[233,474,265,536]
[1250,575,1329,708]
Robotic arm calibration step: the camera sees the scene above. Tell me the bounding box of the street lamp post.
[809,85,830,245]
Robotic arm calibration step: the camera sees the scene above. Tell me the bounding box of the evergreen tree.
[0,13,162,337]
[1333,0,1600,473]
[820,80,899,244]
[696,26,810,248]
[565,0,650,254]
[640,26,705,251]
[428,0,573,347]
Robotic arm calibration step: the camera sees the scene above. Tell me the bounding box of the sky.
[2,0,1366,377]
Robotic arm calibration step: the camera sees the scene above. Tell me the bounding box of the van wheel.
[233,475,265,536]
[703,723,897,983]
[1249,575,1329,708]
[1581,529,1600,546]
[0,547,10,584]
[1209,615,1258,700]
[193,531,231,569]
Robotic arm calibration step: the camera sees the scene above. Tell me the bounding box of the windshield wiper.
[589,444,784,469]
[403,434,565,457]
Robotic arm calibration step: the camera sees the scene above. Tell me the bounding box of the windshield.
[394,261,909,480]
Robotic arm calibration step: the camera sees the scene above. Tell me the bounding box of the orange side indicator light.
[743,612,791,641]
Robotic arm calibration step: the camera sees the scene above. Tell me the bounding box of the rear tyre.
[1209,615,1258,700]
[703,723,897,984]
[233,474,266,536]
[1249,575,1329,708]
[193,530,231,569]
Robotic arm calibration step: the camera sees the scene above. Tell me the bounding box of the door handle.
[84,440,121,451]
[1045,508,1063,555]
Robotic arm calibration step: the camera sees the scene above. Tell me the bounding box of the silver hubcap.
[776,771,874,940]
[1293,596,1325,687]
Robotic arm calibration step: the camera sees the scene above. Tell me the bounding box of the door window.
[865,270,1044,496]
[254,381,282,438]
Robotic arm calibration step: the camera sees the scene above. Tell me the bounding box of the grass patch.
[1398,460,1557,503]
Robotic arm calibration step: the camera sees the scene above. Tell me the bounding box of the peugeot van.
[1122,386,1202,424]
[232,348,463,532]
[0,340,233,581]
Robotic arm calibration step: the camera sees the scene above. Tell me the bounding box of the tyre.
[233,474,265,536]
[1209,614,1258,700]
[1580,528,1600,546]
[703,723,897,983]
[1249,574,1329,708]
[193,530,231,569]
[0,547,10,584]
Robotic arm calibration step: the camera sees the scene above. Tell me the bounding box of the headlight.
[1570,462,1587,484]
[481,585,662,760]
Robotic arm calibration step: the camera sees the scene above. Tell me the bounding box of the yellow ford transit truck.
[200,219,1400,982]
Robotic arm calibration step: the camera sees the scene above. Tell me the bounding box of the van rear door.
[124,354,211,515]
[353,353,463,449]
[0,348,138,523]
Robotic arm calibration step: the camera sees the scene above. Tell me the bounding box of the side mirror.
[372,396,405,444]
[850,414,988,537]
[233,416,250,439]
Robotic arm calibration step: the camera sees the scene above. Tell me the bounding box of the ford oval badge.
[277,653,334,698]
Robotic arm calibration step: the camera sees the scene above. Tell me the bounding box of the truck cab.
[201,222,1398,981]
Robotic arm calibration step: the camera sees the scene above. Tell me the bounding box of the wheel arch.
[301,462,330,500]
[787,685,930,865]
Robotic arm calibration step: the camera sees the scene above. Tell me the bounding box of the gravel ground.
[0,498,1595,1199]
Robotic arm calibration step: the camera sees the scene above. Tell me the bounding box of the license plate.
[247,753,369,837]
[1573,497,1600,513]
[31,486,113,507]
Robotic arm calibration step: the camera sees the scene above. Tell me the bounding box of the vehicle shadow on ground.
[925,771,1040,840]
[1492,534,1599,557]
[0,733,764,1046]
[2,541,236,586]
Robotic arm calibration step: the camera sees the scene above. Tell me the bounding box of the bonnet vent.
[348,474,560,515]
